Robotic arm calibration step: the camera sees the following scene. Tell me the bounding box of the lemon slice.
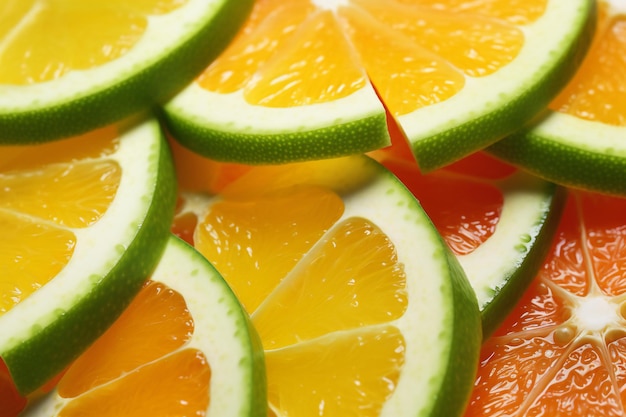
[22,236,265,417]
[488,0,626,196]
[0,0,252,143]
[0,117,176,395]
[162,0,594,169]
[172,155,482,416]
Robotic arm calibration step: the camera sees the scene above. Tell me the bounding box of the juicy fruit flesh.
[0,130,121,315]
[198,0,540,116]
[465,192,626,416]
[550,6,626,126]
[0,0,187,85]
[174,163,410,416]
[55,281,211,416]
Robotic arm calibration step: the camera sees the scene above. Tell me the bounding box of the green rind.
[429,247,482,417]
[408,0,596,172]
[161,106,390,164]
[155,236,267,417]
[3,123,177,395]
[0,0,252,144]
[488,118,626,197]
[479,183,567,338]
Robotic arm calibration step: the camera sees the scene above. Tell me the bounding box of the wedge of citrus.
[0,0,252,143]
[162,0,594,169]
[18,236,265,417]
[171,155,482,416]
[464,190,626,416]
[0,116,176,396]
[370,123,566,337]
[489,0,626,196]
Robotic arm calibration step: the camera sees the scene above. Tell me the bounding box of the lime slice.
[0,116,176,395]
[22,236,265,417]
[0,0,252,143]
[488,1,626,195]
[172,155,482,416]
[162,0,594,169]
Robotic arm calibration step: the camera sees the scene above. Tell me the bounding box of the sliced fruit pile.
[3,0,626,416]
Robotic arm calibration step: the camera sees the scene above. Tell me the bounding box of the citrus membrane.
[374,144,566,337]
[21,236,266,417]
[0,116,176,395]
[162,0,594,169]
[465,190,626,416]
[0,0,253,143]
[172,155,482,416]
[488,0,626,196]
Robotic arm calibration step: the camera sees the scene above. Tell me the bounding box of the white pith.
[23,237,259,417]
[178,156,478,417]
[0,118,162,352]
[0,0,226,109]
[457,171,555,310]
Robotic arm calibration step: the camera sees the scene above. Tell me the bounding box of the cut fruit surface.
[21,235,265,417]
[163,0,593,169]
[465,190,626,416]
[370,126,566,336]
[489,0,626,196]
[171,155,482,416]
[0,116,176,397]
[0,0,253,143]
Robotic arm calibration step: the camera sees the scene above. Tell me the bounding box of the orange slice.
[489,1,626,196]
[171,154,482,416]
[163,0,594,170]
[0,117,176,397]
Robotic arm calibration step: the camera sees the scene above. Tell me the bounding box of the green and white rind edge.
[488,111,626,197]
[400,0,595,172]
[0,0,252,143]
[0,117,177,394]
[456,171,566,337]
[335,157,481,417]
[25,236,266,417]
[162,81,390,164]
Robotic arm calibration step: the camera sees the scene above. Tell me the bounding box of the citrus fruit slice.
[370,126,566,337]
[0,116,176,396]
[0,0,252,143]
[464,190,626,416]
[162,0,594,169]
[19,235,265,417]
[488,0,626,196]
[171,154,482,416]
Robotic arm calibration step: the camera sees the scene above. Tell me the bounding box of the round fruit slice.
[371,129,566,337]
[0,0,252,143]
[19,235,265,417]
[464,190,626,416]
[172,155,482,416]
[162,0,594,169]
[0,116,176,397]
[488,1,626,196]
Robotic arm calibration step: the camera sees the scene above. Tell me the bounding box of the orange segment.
[465,192,626,416]
[265,326,405,417]
[195,187,344,312]
[56,280,211,416]
[0,0,187,85]
[550,10,626,126]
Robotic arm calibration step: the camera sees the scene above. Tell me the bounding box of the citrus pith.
[0,116,176,396]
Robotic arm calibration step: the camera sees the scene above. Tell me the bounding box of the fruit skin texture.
[411,0,597,172]
[161,104,390,164]
[488,120,626,197]
[0,0,253,144]
[480,183,567,337]
[1,126,177,395]
[429,248,482,417]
